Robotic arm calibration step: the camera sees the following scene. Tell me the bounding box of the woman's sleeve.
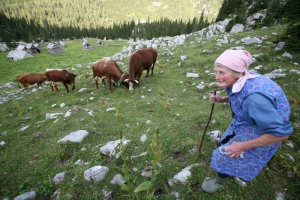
[242,93,293,136]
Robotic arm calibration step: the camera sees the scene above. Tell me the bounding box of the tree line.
[0,10,209,47]
[0,0,299,52]
[0,0,220,47]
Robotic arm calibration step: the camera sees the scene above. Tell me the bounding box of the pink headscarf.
[215,49,259,93]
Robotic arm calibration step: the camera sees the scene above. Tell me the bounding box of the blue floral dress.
[210,74,293,181]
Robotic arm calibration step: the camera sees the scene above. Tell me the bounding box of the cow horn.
[134,80,139,83]
[119,73,125,82]
[124,79,129,82]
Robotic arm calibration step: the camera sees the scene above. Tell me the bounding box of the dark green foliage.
[56,142,80,163]
[225,19,235,32]
[282,22,300,52]
[129,17,209,40]
[282,0,300,24]
[285,36,300,53]
[0,0,216,43]
[235,1,247,24]
[261,0,283,26]
[215,0,300,53]
[215,0,243,22]
[248,0,268,15]
[0,11,210,43]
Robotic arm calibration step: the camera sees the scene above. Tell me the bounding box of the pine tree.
[282,0,300,24]
[235,0,247,24]
[262,0,282,26]
[198,10,205,30]
[215,0,242,22]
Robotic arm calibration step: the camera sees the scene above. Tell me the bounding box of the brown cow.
[16,73,47,90]
[126,47,162,90]
[92,57,129,93]
[45,69,77,93]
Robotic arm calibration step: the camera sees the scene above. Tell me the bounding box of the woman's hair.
[214,63,243,78]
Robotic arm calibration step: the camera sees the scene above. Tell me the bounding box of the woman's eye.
[214,71,225,75]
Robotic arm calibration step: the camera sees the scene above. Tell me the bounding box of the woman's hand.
[224,142,245,158]
[223,134,289,158]
[210,94,228,103]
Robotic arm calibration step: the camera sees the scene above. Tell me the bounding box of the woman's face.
[214,65,239,88]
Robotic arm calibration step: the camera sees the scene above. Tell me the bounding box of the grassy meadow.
[0,26,300,199]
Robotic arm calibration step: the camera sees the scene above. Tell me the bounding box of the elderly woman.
[201,49,293,193]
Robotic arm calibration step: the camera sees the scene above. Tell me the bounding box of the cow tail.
[156,63,163,68]
[85,73,92,78]
[87,61,96,78]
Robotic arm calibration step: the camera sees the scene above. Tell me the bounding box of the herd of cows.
[16,47,162,93]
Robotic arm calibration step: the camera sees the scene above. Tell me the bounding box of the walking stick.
[196,90,217,158]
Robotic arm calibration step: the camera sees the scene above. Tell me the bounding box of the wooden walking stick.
[196,90,217,158]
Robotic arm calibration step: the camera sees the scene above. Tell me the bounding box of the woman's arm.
[224,93,293,158]
[225,133,289,158]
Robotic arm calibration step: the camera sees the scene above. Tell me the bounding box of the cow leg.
[62,82,69,93]
[137,71,143,79]
[17,81,21,89]
[136,71,142,86]
[101,77,107,88]
[94,76,99,89]
[49,82,55,92]
[107,77,112,93]
[54,85,59,92]
[145,69,150,78]
[150,64,154,76]
[54,83,59,93]
[38,81,45,88]
[100,77,104,87]
[21,82,28,90]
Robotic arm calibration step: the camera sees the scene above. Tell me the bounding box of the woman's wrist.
[220,97,224,103]
[222,96,229,102]
[220,97,225,103]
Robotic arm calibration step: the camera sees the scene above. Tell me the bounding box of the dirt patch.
[170,151,186,162]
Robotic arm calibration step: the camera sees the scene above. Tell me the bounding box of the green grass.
[0,27,300,199]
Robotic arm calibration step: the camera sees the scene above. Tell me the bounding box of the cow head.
[65,73,77,90]
[41,74,47,82]
[119,74,130,88]
[124,78,139,90]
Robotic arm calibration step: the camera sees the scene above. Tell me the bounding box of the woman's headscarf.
[215,49,259,93]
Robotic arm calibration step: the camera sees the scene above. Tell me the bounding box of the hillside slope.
[0,0,222,28]
[0,20,299,199]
